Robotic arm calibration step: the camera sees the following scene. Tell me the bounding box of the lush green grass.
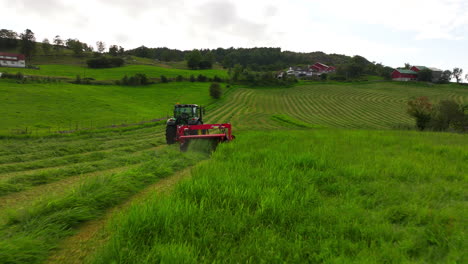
[0,145,209,264]
[92,129,467,263]
[1,64,228,80]
[0,79,219,134]
[206,81,468,130]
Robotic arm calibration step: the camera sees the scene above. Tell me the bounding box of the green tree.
[230,64,243,82]
[222,53,235,69]
[20,29,36,62]
[66,39,84,56]
[209,83,222,99]
[404,63,411,69]
[109,45,118,56]
[417,68,433,82]
[96,41,106,53]
[430,100,466,131]
[186,49,202,69]
[452,68,463,83]
[199,51,215,69]
[407,96,433,131]
[440,70,452,83]
[41,38,51,55]
[0,29,19,49]
[53,35,63,54]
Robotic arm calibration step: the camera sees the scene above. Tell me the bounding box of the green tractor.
[165,104,205,144]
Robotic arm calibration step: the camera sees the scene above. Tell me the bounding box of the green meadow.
[0,62,467,264]
[1,64,228,80]
[93,129,467,263]
[2,78,466,134]
[0,79,216,133]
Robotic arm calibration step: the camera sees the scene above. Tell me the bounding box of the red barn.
[391,69,418,81]
[309,62,335,73]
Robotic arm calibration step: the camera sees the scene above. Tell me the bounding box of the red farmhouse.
[391,69,417,81]
[0,52,26,68]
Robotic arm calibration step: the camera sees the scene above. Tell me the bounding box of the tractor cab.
[168,104,204,126]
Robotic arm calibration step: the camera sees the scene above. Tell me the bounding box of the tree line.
[407,97,468,132]
[125,46,356,71]
[0,28,124,62]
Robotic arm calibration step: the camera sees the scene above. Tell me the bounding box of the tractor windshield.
[175,107,197,117]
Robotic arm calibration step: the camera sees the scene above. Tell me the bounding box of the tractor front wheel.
[165,125,177,144]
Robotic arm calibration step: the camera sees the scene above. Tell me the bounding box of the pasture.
[206,81,468,130]
[0,76,466,263]
[0,80,216,134]
[1,64,228,80]
[2,79,467,135]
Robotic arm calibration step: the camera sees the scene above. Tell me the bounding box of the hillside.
[0,63,466,264]
[0,80,218,133]
[1,78,466,135]
[1,64,228,80]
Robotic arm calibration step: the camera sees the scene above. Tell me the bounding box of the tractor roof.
[175,104,198,108]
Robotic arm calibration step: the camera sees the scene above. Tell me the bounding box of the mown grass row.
[0,131,163,165]
[0,122,164,156]
[92,130,467,263]
[0,139,162,174]
[0,143,166,196]
[207,82,468,130]
[0,146,209,264]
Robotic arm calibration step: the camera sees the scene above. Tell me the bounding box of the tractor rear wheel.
[165,125,177,144]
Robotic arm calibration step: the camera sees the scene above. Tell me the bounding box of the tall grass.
[93,130,467,263]
[0,146,209,264]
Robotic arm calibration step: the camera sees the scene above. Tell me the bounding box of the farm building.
[410,66,443,82]
[284,62,336,78]
[0,52,26,68]
[309,62,336,73]
[391,69,418,81]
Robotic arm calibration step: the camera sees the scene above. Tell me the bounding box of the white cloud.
[314,0,468,40]
[1,0,467,73]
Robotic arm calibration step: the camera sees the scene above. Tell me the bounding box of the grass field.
[0,123,211,264]
[0,71,467,263]
[0,79,218,134]
[92,129,467,263]
[206,81,468,130]
[1,64,228,80]
[2,79,467,134]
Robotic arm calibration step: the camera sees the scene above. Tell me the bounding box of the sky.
[2,0,468,78]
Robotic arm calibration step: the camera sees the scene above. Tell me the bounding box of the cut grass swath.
[0,146,209,264]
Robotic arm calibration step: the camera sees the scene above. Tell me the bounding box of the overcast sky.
[2,0,468,76]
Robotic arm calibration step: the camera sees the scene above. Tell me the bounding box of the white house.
[0,52,26,68]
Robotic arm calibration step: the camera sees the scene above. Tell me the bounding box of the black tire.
[166,125,177,144]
